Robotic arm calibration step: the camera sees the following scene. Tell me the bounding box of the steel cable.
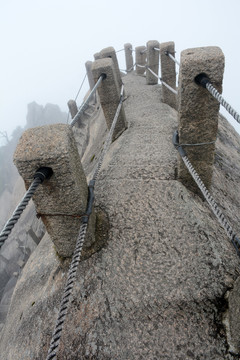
[165,51,180,66]
[146,66,177,95]
[126,62,136,72]
[173,131,240,256]
[46,85,125,359]
[0,177,41,249]
[70,74,104,127]
[74,73,87,102]
[206,82,240,124]
[0,167,52,250]
[46,222,88,360]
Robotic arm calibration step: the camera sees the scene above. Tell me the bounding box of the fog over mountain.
[0,102,67,327]
[1,0,240,138]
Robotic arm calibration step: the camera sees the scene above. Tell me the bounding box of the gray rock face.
[0,102,89,329]
[0,73,240,359]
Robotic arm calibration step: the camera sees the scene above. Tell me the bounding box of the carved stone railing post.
[99,46,122,87]
[92,58,127,140]
[85,61,95,90]
[67,100,78,119]
[146,40,159,85]
[160,41,177,109]
[177,46,225,192]
[135,46,147,75]
[124,43,133,72]
[94,53,101,60]
[13,124,96,258]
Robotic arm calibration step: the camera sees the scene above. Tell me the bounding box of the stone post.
[177,46,225,192]
[13,124,96,258]
[146,40,160,85]
[85,61,95,90]
[135,46,147,75]
[124,43,133,72]
[92,58,127,141]
[94,53,101,60]
[99,46,122,87]
[160,41,177,109]
[67,99,78,119]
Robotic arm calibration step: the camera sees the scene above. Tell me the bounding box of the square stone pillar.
[92,58,127,141]
[99,46,122,88]
[85,61,95,90]
[124,43,134,72]
[160,41,177,109]
[135,46,147,75]
[146,40,159,85]
[67,100,78,119]
[13,124,96,258]
[177,46,225,192]
[94,53,101,60]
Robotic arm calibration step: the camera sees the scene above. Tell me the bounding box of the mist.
[1,0,240,141]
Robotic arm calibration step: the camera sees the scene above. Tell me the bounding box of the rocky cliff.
[0,102,68,329]
[1,73,240,359]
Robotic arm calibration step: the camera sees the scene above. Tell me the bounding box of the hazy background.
[1,0,240,140]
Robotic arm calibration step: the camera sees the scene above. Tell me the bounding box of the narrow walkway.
[0,72,239,359]
[99,73,177,181]
[92,73,239,359]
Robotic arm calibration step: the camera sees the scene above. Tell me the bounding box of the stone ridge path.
[91,73,239,359]
[0,72,239,359]
[99,73,177,181]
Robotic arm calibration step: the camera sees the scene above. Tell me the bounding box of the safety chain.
[173,130,240,257]
[70,74,105,127]
[46,84,125,360]
[196,74,240,125]
[146,66,177,95]
[0,167,53,250]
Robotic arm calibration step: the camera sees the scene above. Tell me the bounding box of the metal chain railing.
[0,167,53,250]
[70,74,105,127]
[46,84,125,360]
[195,73,240,125]
[173,130,240,256]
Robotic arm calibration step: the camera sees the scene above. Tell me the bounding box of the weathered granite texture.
[13,124,95,258]
[146,40,159,85]
[178,46,225,192]
[124,43,133,72]
[160,41,177,109]
[92,58,127,140]
[1,73,240,359]
[99,46,122,87]
[67,99,78,118]
[85,61,95,90]
[135,46,147,75]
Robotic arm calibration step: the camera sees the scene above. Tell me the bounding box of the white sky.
[1,0,240,138]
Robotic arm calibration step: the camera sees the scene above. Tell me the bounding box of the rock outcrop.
[0,102,68,328]
[1,73,240,359]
